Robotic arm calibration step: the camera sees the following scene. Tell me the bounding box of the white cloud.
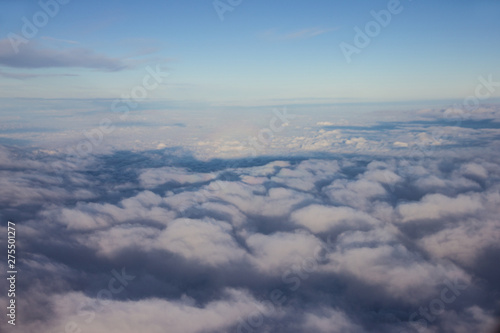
[156,218,247,266]
[37,289,268,333]
[419,218,500,266]
[397,193,483,222]
[291,204,379,233]
[46,190,174,230]
[2,108,500,333]
[300,308,362,333]
[139,167,216,188]
[247,231,322,273]
[460,162,488,179]
[323,231,471,302]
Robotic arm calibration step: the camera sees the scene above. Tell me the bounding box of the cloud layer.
[1,105,500,332]
[1,130,499,332]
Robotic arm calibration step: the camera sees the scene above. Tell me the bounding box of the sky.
[1,0,500,104]
[1,1,500,333]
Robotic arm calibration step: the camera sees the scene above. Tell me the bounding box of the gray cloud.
[0,39,128,71]
[0,69,79,79]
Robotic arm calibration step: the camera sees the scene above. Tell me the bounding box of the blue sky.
[0,0,499,105]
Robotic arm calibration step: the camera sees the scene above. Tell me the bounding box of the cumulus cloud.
[418,218,500,266]
[1,106,500,332]
[44,190,174,230]
[29,289,269,333]
[139,166,217,188]
[247,231,322,273]
[156,217,247,266]
[460,162,489,179]
[300,308,362,332]
[397,193,483,222]
[291,204,379,233]
[323,232,471,302]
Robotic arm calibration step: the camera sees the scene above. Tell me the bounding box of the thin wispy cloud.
[0,69,79,80]
[41,36,80,45]
[261,27,338,41]
[0,39,128,71]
